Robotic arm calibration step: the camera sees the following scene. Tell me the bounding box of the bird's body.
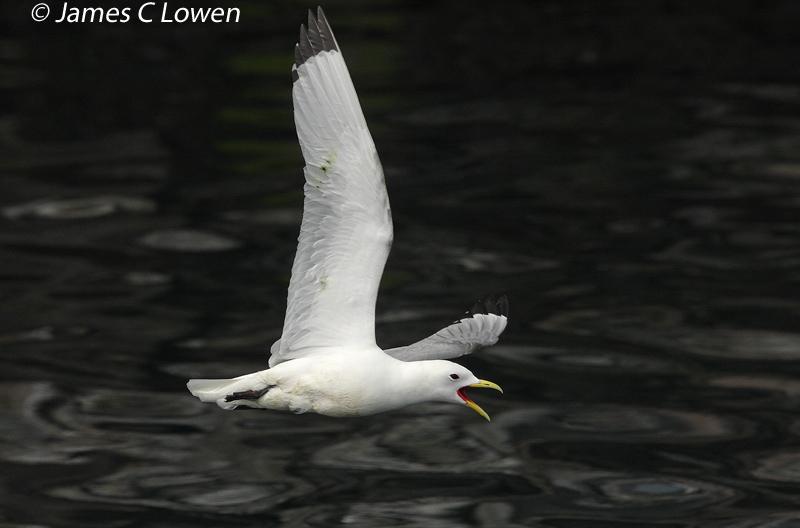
[188,7,508,420]
[189,347,491,418]
[192,348,384,417]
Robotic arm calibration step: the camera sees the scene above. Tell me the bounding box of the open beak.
[457,380,503,421]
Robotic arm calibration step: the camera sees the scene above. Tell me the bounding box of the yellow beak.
[461,380,503,421]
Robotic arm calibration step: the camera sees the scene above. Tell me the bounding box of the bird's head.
[423,361,503,421]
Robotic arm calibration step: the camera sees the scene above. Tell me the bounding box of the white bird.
[187,7,508,420]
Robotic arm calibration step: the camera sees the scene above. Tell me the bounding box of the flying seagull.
[187,7,508,420]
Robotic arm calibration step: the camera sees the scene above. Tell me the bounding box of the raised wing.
[385,296,509,362]
[271,8,392,366]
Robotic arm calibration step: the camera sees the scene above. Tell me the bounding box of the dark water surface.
[3,1,800,526]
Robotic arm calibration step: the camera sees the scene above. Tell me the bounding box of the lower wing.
[384,296,508,362]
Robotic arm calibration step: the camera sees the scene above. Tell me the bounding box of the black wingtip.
[306,9,324,52]
[315,7,338,52]
[465,295,509,319]
[497,295,509,317]
[293,6,339,76]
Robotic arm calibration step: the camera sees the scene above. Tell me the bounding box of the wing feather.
[385,296,509,362]
[272,8,392,366]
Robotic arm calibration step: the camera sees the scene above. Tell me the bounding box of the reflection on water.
[4,1,800,526]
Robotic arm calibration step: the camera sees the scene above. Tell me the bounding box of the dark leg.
[225,386,273,403]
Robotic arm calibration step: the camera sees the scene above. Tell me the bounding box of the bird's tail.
[187,371,269,410]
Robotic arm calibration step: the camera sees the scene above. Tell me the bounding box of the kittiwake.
[187,7,508,420]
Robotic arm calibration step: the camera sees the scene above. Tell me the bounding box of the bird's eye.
[449,374,460,380]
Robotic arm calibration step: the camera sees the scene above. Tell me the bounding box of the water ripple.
[342,498,474,527]
[311,410,518,472]
[484,345,677,375]
[539,307,800,360]
[478,404,749,446]
[466,466,737,522]
[138,229,242,252]
[2,195,155,220]
[50,466,291,513]
[705,513,800,527]
[547,468,736,515]
[750,452,800,483]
